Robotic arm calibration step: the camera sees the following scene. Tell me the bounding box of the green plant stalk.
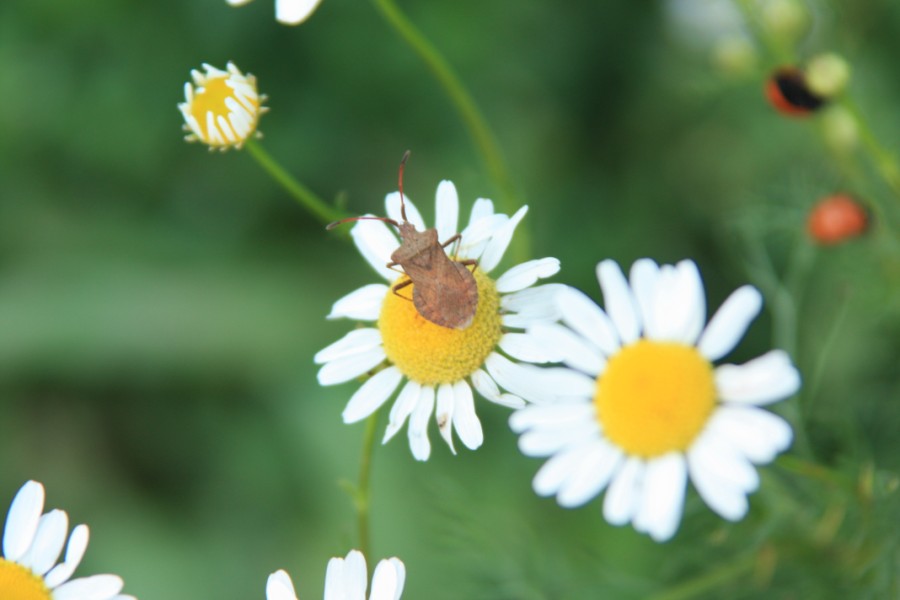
[355,412,380,562]
[245,138,348,226]
[839,96,900,199]
[647,553,757,600]
[369,0,530,260]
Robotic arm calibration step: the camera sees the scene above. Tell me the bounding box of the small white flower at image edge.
[226,0,324,25]
[266,550,405,600]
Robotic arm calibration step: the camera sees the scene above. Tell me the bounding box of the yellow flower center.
[190,76,259,145]
[595,340,716,458]
[0,558,52,600]
[379,269,502,385]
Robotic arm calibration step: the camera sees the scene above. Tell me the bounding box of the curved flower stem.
[839,96,900,200]
[245,138,348,226]
[369,0,530,260]
[647,552,757,600]
[355,412,380,561]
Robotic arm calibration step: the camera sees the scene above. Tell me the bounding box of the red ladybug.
[766,67,826,117]
[807,194,869,245]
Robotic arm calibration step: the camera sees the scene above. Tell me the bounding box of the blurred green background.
[2,0,900,598]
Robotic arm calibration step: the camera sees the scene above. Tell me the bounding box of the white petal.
[325,551,368,600]
[44,524,89,588]
[527,323,605,376]
[434,180,459,243]
[518,421,599,457]
[21,509,67,575]
[629,258,660,337]
[3,480,44,562]
[495,258,560,294]
[633,454,686,542]
[648,260,705,344]
[716,350,801,405]
[385,192,426,231]
[452,381,483,450]
[508,401,596,433]
[690,428,759,494]
[688,450,749,522]
[383,380,421,443]
[317,348,386,386]
[459,213,507,260]
[435,383,456,454]
[408,386,435,461]
[314,329,382,364]
[557,439,624,508]
[351,218,400,282]
[328,284,388,321]
[532,441,593,497]
[53,575,123,600]
[603,457,643,526]
[596,260,641,344]
[266,570,298,600]
[470,367,526,409]
[501,283,566,329]
[468,197,495,225]
[227,0,254,6]
[479,206,528,273]
[370,559,400,600]
[485,353,594,404]
[498,332,560,364]
[557,286,620,356]
[275,0,323,24]
[707,406,792,464]
[697,285,763,361]
[342,367,403,423]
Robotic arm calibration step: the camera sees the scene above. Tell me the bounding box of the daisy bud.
[178,62,268,151]
[762,0,808,41]
[821,106,859,153]
[712,36,757,78]
[805,53,851,98]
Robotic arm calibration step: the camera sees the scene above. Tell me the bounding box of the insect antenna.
[398,150,411,223]
[326,215,401,231]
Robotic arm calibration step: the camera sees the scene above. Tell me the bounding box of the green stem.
[647,553,757,600]
[355,412,380,561]
[244,138,347,226]
[369,0,529,259]
[839,96,900,199]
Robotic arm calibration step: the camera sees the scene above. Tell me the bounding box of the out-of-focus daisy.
[509,259,800,542]
[266,550,405,600]
[0,480,136,600]
[178,62,267,151]
[227,0,323,25]
[316,181,561,460]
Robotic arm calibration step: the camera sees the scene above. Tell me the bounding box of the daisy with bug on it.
[226,0,323,25]
[507,258,800,542]
[315,181,562,460]
[0,480,136,600]
[266,550,405,600]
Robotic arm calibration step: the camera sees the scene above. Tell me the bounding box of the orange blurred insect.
[807,194,869,245]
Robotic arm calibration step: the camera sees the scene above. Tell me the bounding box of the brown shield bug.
[327,152,479,330]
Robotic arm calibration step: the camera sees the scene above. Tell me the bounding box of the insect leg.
[439,233,462,257]
[392,278,414,302]
[458,258,479,275]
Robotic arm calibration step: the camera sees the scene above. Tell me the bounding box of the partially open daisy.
[227,0,323,25]
[1,480,135,600]
[508,259,801,542]
[266,550,405,600]
[178,62,267,151]
[315,181,562,460]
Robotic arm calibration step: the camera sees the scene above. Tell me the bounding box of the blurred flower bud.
[806,53,851,98]
[712,36,758,78]
[821,106,859,153]
[762,0,809,41]
[807,194,869,245]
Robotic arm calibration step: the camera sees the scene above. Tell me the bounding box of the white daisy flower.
[227,0,323,25]
[315,181,562,460]
[508,258,801,542]
[0,480,136,600]
[266,550,405,600]
[178,62,267,151]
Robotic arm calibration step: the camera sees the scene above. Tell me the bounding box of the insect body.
[328,152,479,330]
